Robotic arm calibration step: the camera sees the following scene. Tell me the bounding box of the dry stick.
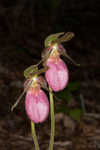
[80,94,86,114]
[80,94,100,119]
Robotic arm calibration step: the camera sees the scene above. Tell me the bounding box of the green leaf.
[56,105,69,113]
[49,0,61,10]
[67,82,80,92]
[55,88,73,103]
[69,108,82,122]
[65,92,73,103]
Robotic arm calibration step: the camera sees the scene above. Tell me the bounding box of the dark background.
[0,0,100,150]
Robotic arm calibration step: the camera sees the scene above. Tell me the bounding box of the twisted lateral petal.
[25,89,49,123]
[45,58,69,92]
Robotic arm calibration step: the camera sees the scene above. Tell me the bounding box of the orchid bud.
[25,87,49,123]
[45,57,69,92]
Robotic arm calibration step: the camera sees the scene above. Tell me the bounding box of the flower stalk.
[49,87,55,150]
[31,121,40,150]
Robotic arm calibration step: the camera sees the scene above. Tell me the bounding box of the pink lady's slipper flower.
[25,77,49,123]
[45,57,69,92]
[45,45,69,92]
[44,32,79,92]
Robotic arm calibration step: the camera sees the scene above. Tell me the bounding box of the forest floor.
[0,2,100,149]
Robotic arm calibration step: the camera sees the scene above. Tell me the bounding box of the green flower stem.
[31,121,40,150]
[49,87,55,150]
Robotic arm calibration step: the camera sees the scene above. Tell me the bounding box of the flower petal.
[25,89,49,123]
[45,58,69,91]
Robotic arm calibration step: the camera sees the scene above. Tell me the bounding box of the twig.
[54,141,72,147]
[80,94,87,114]
[84,113,100,119]
[80,94,100,119]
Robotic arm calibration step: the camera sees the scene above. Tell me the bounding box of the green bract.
[24,65,38,78]
[44,32,64,47]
